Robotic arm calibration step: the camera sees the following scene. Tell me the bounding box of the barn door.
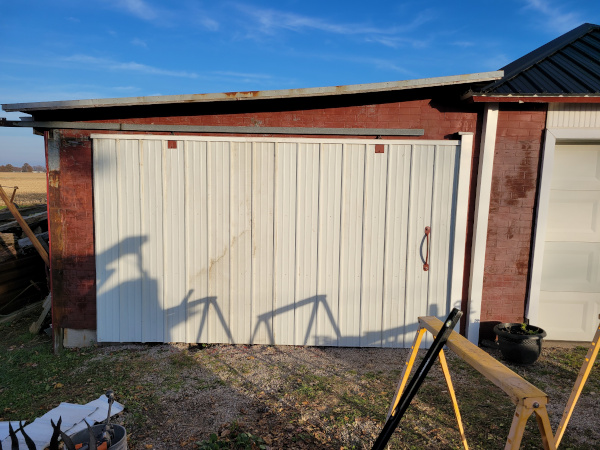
[93,135,471,347]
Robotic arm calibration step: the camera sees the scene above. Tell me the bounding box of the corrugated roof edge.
[2,71,503,113]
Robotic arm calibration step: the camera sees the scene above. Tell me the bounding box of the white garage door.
[538,143,600,341]
[92,135,470,347]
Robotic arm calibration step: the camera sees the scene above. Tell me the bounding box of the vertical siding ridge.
[271,142,277,343]
[314,143,322,346]
[359,143,368,345]
[380,145,391,346]
[403,145,415,346]
[293,142,299,344]
[336,143,346,347]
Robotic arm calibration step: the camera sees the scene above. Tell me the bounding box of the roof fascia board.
[468,95,600,103]
[2,71,503,113]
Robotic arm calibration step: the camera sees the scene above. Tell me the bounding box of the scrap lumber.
[0,211,47,233]
[0,300,43,324]
[0,186,49,266]
[30,294,51,334]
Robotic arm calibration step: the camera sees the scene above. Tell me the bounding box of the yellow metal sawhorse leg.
[386,327,468,449]
[386,317,558,449]
[553,323,600,447]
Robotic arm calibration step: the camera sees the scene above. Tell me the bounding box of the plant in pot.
[493,322,547,365]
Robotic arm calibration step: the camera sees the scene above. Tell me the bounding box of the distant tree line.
[0,163,45,172]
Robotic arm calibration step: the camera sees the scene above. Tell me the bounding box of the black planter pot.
[493,323,547,365]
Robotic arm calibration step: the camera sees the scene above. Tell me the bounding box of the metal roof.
[476,23,600,96]
[2,71,502,113]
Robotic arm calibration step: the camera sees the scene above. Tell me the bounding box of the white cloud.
[233,3,433,39]
[117,0,159,21]
[131,38,148,48]
[522,0,582,33]
[62,55,198,78]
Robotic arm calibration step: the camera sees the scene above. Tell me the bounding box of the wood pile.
[0,205,49,314]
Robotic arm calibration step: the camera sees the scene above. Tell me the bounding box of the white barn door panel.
[93,135,470,347]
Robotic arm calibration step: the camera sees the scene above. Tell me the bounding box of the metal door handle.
[423,226,430,271]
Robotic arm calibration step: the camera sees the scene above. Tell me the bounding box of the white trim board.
[467,103,499,344]
[527,127,600,323]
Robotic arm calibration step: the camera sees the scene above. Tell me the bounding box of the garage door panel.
[538,291,598,341]
[539,142,600,341]
[552,144,600,190]
[541,242,600,292]
[94,136,464,346]
[546,191,600,241]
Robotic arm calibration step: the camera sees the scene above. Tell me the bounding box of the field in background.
[0,173,47,207]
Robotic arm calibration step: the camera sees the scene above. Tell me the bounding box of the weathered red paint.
[478,104,547,341]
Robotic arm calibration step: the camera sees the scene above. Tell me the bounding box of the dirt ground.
[0,173,47,206]
[95,341,598,450]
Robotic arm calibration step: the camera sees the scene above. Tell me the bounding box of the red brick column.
[479,104,546,340]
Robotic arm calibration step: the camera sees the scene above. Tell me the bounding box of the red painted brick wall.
[47,130,96,330]
[479,104,546,339]
[47,89,484,331]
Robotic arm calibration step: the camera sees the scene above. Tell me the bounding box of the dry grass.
[0,173,47,206]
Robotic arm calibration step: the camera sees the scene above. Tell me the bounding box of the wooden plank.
[0,212,47,232]
[0,186,49,266]
[419,316,547,405]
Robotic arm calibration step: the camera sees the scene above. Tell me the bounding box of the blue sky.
[1,0,598,166]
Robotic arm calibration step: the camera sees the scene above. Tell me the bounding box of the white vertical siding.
[229,142,252,344]
[184,141,208,343]
[163,141,186,342]
[94,136,465,347]
[116,139,142,342]
[94,138,120,342]
[360,145,389,347]
[316,143,343,346]
[428,146,458,323]
[338,144,366,346]
[251,142,275,344]
[547,104,600,128]
[295,143,320,345]
[273,143,297,345]
[141,139,165,342]
[208,141,231,343]
[382,145,411,347]
[404,145,435,344]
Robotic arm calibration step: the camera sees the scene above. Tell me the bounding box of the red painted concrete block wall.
[479,105,546,337]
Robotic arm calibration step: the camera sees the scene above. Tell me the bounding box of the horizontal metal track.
[0,119,424,136]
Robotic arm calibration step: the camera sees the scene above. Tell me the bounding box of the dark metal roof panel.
[477,23,600,96]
